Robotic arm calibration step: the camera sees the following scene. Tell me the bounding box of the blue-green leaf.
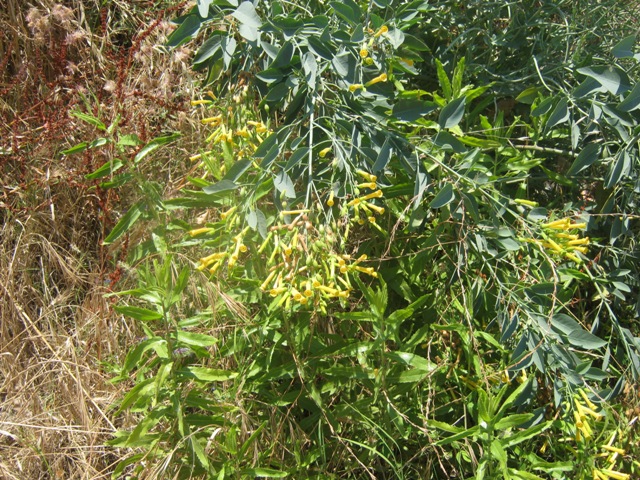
[438,96,466,129]
[566,144,601,176]
[429,183,455,209]
[274,171,296,198]
[617,82,640,112]
[166,14,202,49]
[577,65,631,95]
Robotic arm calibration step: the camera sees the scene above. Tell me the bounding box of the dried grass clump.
[0,203,122,479]
[0,0,206,477]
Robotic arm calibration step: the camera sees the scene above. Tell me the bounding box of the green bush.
[94,0,640,478]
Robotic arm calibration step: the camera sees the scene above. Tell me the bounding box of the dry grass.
[0,0,203,477]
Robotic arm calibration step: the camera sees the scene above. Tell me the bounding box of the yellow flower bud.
[319,147,332,158]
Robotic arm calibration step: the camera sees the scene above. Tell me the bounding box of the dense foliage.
[63,0,640,478]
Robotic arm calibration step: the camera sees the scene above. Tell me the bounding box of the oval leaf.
[429,183,455,209]
[566,143,601,176]
[438,96,466,129]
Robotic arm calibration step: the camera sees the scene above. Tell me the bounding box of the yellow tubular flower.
[364,202,385,215]
[362,189,384,201]
[365,73,388,87]
[544,238,564,253]
[319,147,332,158]
[190,99,211,106]
[571,222,587,230]
[568,237,590,245]
[374,25,388,38]
[349,84,364,93]
[543,218,570,229]
[327,190,335,207]
[356,169,377,182]
[360,48,369,58]
[353,265,378,277]
[580,390,599,411]
[316,284,340,295]
[260,270,277,291]
[202,115,222,125]
[220,206,237,220]
[209,261,222,275]
[280,209,310,216]
[600,469,630,480]
[602,446,625,455]
[357,182,377,190]
[569,246,588,254]
[189,227,214,237]
[514,198,539,207]
[565,253,582,263]
[270,287,287,297]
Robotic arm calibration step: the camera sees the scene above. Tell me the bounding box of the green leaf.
[516,87,539,104]
[428,420,463,434]
[274,171,296,198]
[223,159,252,182]
[85,159,124,180]
[373,139,392,172]
[577,65,631,95]
[202,179,238,194]
[114,305,163,321]
[531,97,554,116]
[612,35,637,59]
[330,2,357,24]
[134,133,180,164]
[393,99,435,122]
[166,14,203,49]
[434,425,480,446]
[435,59,452,100]
[566,143,601,176]
[193,33,224,64]
[429,183,455,209]
[433,131,467,153]
[122,337,168,373]
[544,97,569,132]
[231,2,261,30]
[103,202,143,245]
[438,96,466,129]
[605,151,631,189]
[240,468,288,478]
[500,421,551,448]
[196,0,213,17]
[494,413,533,430]
[176,331,218,347]
[617,82,640,112]
[71,111,106,130]
[264,82,289,103]
[62,142,88,155]
[177,366,238,382]
[568,329,606,350]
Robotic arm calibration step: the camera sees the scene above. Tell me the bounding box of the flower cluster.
[520,217,590,263]
[571,390,630,480]
[189,92,270,167]
[188,165,385,309]
[338,169,386,228]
